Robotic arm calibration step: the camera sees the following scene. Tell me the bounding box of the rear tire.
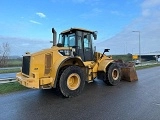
[104,63,121,86]
[59,66,85,97]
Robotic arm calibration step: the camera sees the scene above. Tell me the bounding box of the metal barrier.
[0,78,17,84]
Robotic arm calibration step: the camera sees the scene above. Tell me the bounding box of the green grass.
[112,54,132,62]
[135,63,160,70]
[0,68,21,74]
[1,59,22,67]
[0,82,29,94]
[7,59,22,67]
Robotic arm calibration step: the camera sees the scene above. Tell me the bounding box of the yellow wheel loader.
[16,28,137,97]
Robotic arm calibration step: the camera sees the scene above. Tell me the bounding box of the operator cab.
[57,28,97,62]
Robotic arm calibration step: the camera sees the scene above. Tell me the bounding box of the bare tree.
[0,43,10,67]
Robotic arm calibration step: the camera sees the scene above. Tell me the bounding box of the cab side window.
[78,36,82,49]
[84,34,91,48]
[69,35,75,47]
[63,33,76,47]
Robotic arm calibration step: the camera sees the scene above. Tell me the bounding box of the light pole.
[132,31,141,64]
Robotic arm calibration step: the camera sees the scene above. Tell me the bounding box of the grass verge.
[135,63,160,70]
[0,82,29,94]
[0,68,21,74]
[0,63,160,95]
[7,59,22,67]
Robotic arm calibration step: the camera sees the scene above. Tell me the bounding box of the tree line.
[0,43,10,67]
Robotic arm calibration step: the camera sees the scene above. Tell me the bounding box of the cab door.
[77,36,85,61]
[83,34,93,61]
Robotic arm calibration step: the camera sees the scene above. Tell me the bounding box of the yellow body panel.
[40,78,53,85]
[98,59,114,72]
[17,72,39,89]
[30,54,45,77]
[50,55,69,86]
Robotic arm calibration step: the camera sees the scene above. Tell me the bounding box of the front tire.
[104,63,121,86]
[59,66,85,97]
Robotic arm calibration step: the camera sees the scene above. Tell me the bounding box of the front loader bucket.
[117,62,138,82]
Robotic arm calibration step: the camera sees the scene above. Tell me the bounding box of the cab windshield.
[58,33,76,47]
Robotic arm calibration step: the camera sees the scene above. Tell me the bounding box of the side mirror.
[100,48,110,59]
[104,49,110,52]
[84,35,87,38]
[93,32,97,40]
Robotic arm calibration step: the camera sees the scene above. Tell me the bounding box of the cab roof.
[61,28,95,34]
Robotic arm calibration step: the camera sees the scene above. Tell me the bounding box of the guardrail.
[0,78,17,84]
[135,62,160,67]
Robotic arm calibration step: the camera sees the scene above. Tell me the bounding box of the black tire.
[58,66,85,97]
[104,63,121,86]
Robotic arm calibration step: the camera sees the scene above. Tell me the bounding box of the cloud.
[142,9,150,16]
[141,0,160,17]
[29,20,41,25]
[96,0,160,55]
[0,36,51,56]
[142,0,160,8]
[36,12,46,18]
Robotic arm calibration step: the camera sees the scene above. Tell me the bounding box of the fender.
[52,57,85,88]
[98,59,114,72]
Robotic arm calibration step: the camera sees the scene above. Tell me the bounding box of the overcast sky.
[0,0,160,56]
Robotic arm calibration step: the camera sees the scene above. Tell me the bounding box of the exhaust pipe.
[52,28,57,46]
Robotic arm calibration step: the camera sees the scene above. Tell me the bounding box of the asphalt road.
[0,73,16,79]
[0,66,160,120]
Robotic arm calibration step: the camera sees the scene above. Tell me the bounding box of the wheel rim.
[112,69,119,80]
[67,73,80,90]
